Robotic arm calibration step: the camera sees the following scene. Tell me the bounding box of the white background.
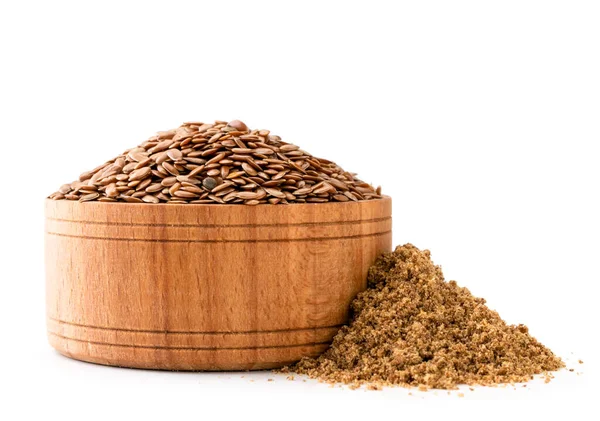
[0,0,598,419]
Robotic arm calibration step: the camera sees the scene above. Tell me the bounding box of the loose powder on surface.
[287,244,564,389]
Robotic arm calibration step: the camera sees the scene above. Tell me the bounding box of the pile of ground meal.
[289,244,564,389]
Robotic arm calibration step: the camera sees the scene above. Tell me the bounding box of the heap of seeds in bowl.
[286,244,564,390]
[49,120,381,204]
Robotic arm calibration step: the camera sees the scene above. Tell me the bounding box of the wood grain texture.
[45,197,392,370]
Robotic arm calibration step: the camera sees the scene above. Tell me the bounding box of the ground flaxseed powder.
[288,244,564,389]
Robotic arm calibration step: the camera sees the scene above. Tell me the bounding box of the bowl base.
[47,318,333,371]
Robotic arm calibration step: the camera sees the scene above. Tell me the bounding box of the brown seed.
[313,182,335,195]
[235,191,259,200]
[131,191,146,198]
[208,194,225,203]
[58,184,72,194]
[264,187,286,199]
[280,144,299,152]
[149,139,173,154]
[145,183,163,193]
[105,184,119,198]
[211,181,233,193]
[333,194,349,202]
[136,178,153,191]
[174,190,199,199]
[241,162,258,176]
[177,175,201,185]
[122,196,143,203]
[181,185,203,194]
[208,132,223,143]
[166,149,183,161]
[157,129,176,139]
[122,162,137,174]
[128,151,149,162]
[78,185,98,192]
[100,175,117,186]
[168,182,182,196]
[227,120,248,131]
[293,187,313,196]
[79,192,99,202]
[155,151,170,165]
[78,170,94,182]
[220,165,231,179]
[162,162,180,176]
[129,167,151,181]
[215,187,235,197]
[344,191,359,201]
[161,177,178,187]
[226,171,246,179]
[185,157,207,165]
[142,195,160,204]
[188,165,205,177]
[272,170,288,180]
[89,171,104,186]
[207,152,227,165]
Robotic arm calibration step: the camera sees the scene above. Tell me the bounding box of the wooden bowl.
[45,197,392,370]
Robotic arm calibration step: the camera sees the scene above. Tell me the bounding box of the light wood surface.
[45,197,392,370]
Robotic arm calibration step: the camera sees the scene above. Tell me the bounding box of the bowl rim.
[45,195,391,209]
[45,195,392,226]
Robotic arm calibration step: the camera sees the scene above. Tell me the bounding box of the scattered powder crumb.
[458,393,464,398]
[267,378,274,382]
[569,369,574,372]
[287,244,564,389]
[578,360,584,364]
[418,385,428,392]
[543,372,555,383]
[469,387,475,391]
[286,375,295,380]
